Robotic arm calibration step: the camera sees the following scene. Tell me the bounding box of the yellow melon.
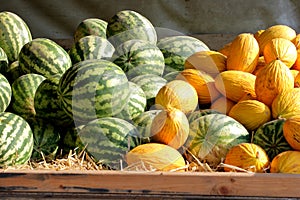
[226,33,259,73]
[270,150,300,174]
[283,116,300,151]
[228,99,271,131]
[125,143,186,172]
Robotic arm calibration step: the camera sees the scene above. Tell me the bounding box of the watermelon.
[0,11,32,63]
[187,109,222,124]
[5,60,25,84]
[34,74,73,126]
[114,81,147,121]
[157,35,210,73]
[253,118,292,161]
[0,47,8,74]
[132,109,162,144]
[68,35,115,64]
[74,18,108,42]
[106,10,157,47]
[27,117,61,161]
[18,38,72,78]
[0,112,33,167]
[163,71,180,82]
[185,113,250,168]
[111,39,165,79]
[130,74,167,110]
[77,117,141,169]
[57,59,130,125]
[0,73,12,113]
[10,73,46,119]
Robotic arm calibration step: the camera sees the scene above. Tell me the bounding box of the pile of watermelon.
[0,10,297,172]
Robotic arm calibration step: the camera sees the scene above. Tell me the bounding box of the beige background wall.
[1,0,300,39]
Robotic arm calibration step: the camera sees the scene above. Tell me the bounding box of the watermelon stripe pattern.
[0,112,33,166]
[69,35,115,64]
[11,73,46,119]
[157,35,210,73]
[253,118,292,161]
[106,10,157,47]
[0,11,32,63]
[18,38,72,78]
[78,117,141,169]
[58,59,130,124]
[0,73,12,112]
[0,47,8,74]
[111,39,165,79]
[74,18,108,42]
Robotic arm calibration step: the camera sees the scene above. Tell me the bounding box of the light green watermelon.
[106,10,157,47]
[130,74,167,110]
[11,73,46,119]
[111,39,165,79]
[77,117,141,169]
[68,35,115,64]
[74,18,108,42]
[57,59,130,125]
[18,38,72,78]
[0,11,32,63]
[157,35,210,73]
[185,113,250,168]
[0,112,33,167]
[0,73,11,113]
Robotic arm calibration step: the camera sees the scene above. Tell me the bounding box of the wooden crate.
[1,169,300,199]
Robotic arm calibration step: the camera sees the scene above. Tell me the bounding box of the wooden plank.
[1,170,300,198]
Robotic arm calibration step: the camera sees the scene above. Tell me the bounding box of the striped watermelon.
[74,18,108,42]
[114,81,147,121]
[111,39,165,79]
[130,74,167,110]
[163,71,180,82]
[68,35,115,64]
[132,109,162,144]
[157,35,210,73]
[0,73,11,113]
[18,38,72,78]
[0,11,32,63]
[11,73,46,119]
[0,112,33,166]
[57,59,130,124]
[187,109,222,124]
[5,61,25,84]
[34,74,73,126]
[77,117,141,169]
[27,117,61,161]
[0,47,8,74]
[106,10,157,47]
[185,113,250,168]
[253,118,292,161]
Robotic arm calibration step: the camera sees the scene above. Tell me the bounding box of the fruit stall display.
[1,9,300,199]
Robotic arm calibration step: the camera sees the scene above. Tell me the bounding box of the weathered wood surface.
[1,170,300,199]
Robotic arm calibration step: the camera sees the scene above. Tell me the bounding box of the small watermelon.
[130,74,167,110]
[11,73,46,119]
[157,35,210,73]
[0,11,32,63]
[27,117,61,161]
[106,10,157,47]
[74,18,108,42]
[253,118,293,161]
[185,113,250,168]
[77,117,141,169]
[111,39,165,79]
[19,38,72,78]
[0,73,11,113]
[68,35,115,64]
[0,112,33,167]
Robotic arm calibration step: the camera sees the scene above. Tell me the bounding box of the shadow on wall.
[1,0,300,39]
